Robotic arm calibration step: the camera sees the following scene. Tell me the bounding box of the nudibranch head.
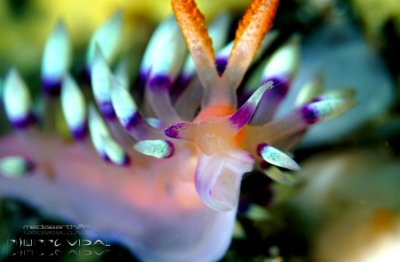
[167,0,356,211]
[0,0,356,261]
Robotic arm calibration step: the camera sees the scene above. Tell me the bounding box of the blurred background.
[0,0,399,261]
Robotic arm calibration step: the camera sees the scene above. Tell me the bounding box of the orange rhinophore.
[223,0,280,91]
[172,0,217,91]
[232,0,279,61]
[174,0,280,110]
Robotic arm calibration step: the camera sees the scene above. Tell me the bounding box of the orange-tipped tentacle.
[222,0,279,90]
[172,0,218,91]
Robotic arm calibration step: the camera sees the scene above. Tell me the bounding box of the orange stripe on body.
[195,105,245,147]
[194,105,235,122]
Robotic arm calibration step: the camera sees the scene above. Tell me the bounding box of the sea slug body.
[0,0,356,261]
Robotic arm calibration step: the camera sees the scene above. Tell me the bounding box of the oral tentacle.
[242,97,357,157]
[229,81,274,130]
[166,80,274,151]
[195,148,254,211]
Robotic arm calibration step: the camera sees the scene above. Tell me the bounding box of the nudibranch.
[0,0,356,261]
